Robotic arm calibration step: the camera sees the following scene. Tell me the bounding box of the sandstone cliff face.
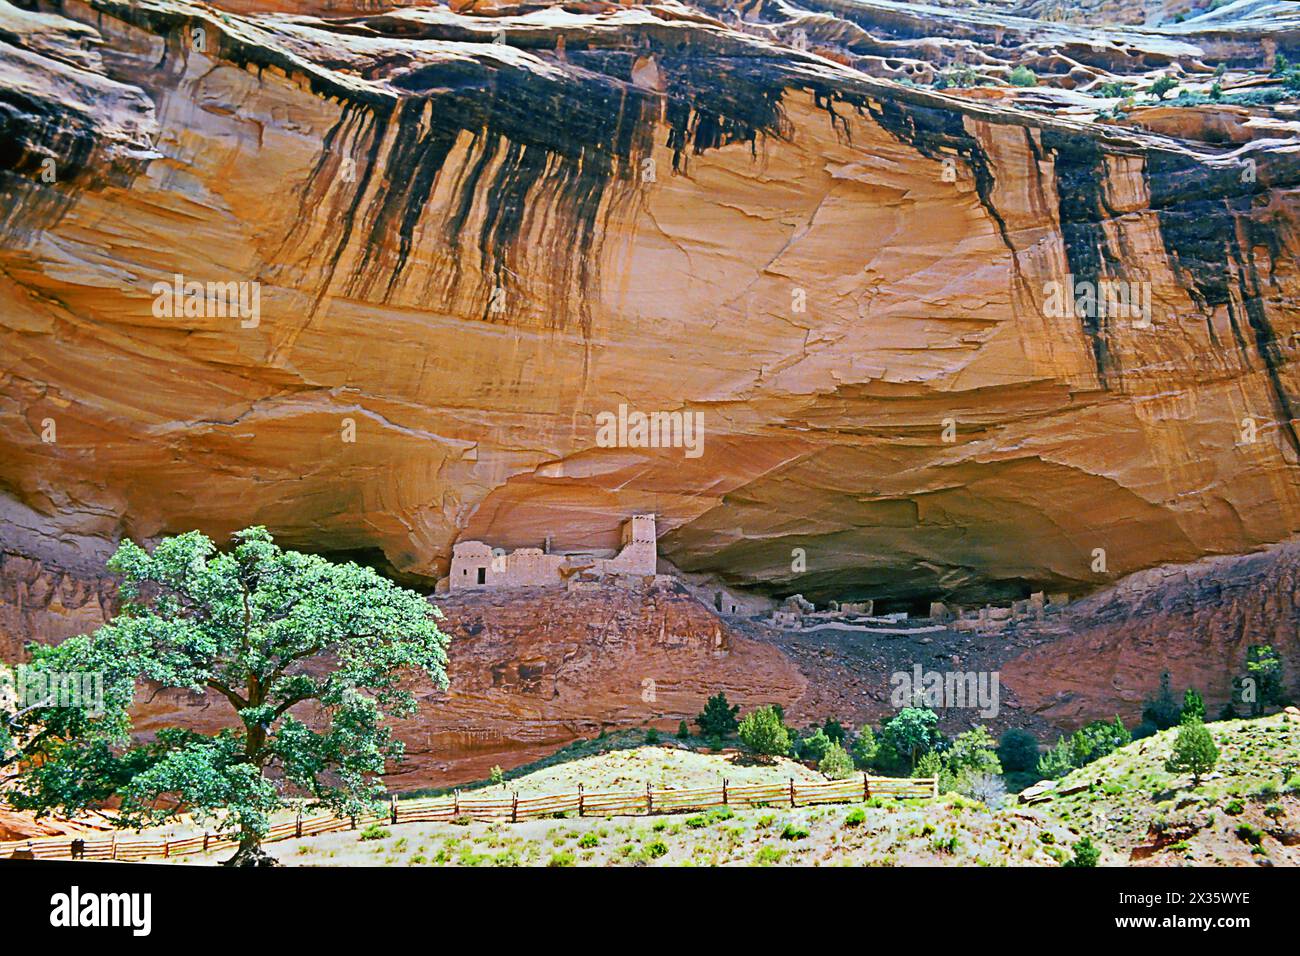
[119,580,805,788]
[2,0,1298,610]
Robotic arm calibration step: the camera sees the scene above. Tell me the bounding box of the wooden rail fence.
[0,772,937,863]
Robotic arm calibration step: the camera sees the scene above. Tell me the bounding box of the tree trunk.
[220,832,279,868]
[221,824,279,867]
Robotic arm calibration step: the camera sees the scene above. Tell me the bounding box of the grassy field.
[1039,712,1300,865]
[164,738,1085,867]
[405,731,827,799]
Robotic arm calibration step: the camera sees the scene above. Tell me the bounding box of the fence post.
[111,834,117,861]
[789,778,795,808]
[295,811,302,839]
[511,791,518,823]
[578,783,584,818]
[722,778,728,806]
[390,794,398,825]
[646,781,653,815]
[932,775,939,799]
[453,790,460,817]
[863,772,870,801]
[203,831,209,852]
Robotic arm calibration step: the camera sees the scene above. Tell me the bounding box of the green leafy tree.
[1272,53,1291,77]
[818,741,854,780]
[822,717,847,744]
[1165,719,1219,787]
[676,720,690,739]
[1069,717,1130,766]
[738,705,791,761]
[881,707,940,771]
[997,728,1040,773]
[8,528,450,866]
[947,726,1002,778]
[1245,645,1286,715]
[1181,688,1205,724]
[915,750,952,792]
[852,725,878,769]
[797,727,832,763]
[2,651,137,773]
[695,692,739,739]
[1142,672,1182,730]
[1037,736,1075,779]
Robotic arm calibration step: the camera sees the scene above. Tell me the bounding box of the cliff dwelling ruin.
[447,515,659,592]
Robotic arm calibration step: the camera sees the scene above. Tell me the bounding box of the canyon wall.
[0,0,1297,610]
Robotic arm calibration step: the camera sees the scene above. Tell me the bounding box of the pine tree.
[1165,719,1218,787]
[695,692,739,739]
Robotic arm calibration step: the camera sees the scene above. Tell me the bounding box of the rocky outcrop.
[1,1,1298,607]
[1001,539,1300,726]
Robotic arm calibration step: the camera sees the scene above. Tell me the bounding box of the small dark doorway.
[477,567,486,585]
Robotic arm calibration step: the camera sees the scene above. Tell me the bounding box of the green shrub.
[359,824,391,841]
[822,718,847,743]
[1132,721,1159,740]
[780,823,809,840]
[1150,76,1180,100]
[1063,835,1100,867]
[1009,66,1037,87]
[1224,799,1244,816]
[489,765,504,787]
[645,727,660,745]
[1181,689,1206,723]
[1235,823,1263,846]
[1069,718,1130,766]
[998,729,1040,772]
[1093,80,1134,98]
[644,839,668,859]
[819,741,855,780]
[577,832,599,848]
[844,806,866,827]
[1037,736,1075,779]
[739,705,792,759]
[798,728,832,763]
[547,851,575,867]
[676,720,690,739]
